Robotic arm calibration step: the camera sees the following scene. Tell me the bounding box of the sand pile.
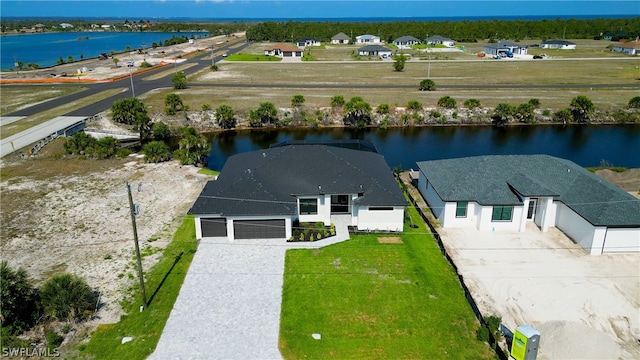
[537,320,622,359]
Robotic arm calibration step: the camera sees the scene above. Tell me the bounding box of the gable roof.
[613,40,640,49]
[265,43,302,52]
[331,32,350,40]
[190,144,407,217]
[425,35,453,42]
[416,155,640,227]
[358,44,392,52]
[541,39,576,45]
[394,35,421,43]
[356,34,380,40]
[297,37,319,43]
[485,40,526,49]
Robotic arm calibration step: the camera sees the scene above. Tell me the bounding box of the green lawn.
[81,215,198,359]
[279,206,495,359]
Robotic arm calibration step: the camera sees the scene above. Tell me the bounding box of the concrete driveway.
[151,215,351,359]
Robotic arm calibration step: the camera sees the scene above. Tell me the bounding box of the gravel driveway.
[151,215,351,359]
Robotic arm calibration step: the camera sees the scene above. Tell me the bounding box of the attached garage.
[201,218,227,237]
[233,219,286,240]
[603,228,640,253]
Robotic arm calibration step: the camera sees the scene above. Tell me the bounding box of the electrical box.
[510,325,540,360]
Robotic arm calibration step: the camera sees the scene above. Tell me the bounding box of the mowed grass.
[224,53,282,61]
[0,85,85,116]
[279,206,494,359]
[81,215,198,360]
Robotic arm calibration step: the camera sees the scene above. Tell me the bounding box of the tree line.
[245,17,640,43]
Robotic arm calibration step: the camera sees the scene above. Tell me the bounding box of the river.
[205,124,640,171]
[0,31,209,70]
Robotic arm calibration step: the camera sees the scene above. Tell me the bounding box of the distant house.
[59,23,74,29]
[604,31,628,41]
[540,39,576,49]
[189,143,407,241]
[264,44,303,58]
[612,40,640,55]
[331,32,350,44]
[101,24,111,29]
[416,155,640,255]
[425,35,455,47]
[483,40,528,56]
[356,34,381,44]
[34,24,46,32]
[358,44,392,58]
[296,37,321,48]
[392,35,421,49]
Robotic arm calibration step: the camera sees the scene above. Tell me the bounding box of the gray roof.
[331,32,350,40]
[357,34,379,39]
[393,35,421,43]
[425,35,453,42]
[541,39,576,45]
[485,40,525,49]
[190,145,407,216]
[417,155,640,227]
[358,44,392,52]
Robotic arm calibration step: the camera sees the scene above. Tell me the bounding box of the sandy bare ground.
[439,225,640,360]
[0,156,211,327]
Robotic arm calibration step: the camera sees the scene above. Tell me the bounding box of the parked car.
[533,55,543,59]
[222,53,228,57]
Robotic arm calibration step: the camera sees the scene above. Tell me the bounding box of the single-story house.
[612,40,640,55]
[59,23,74,29]
[356,34,381,44]
[296,37,321,48]
[331,32,350,44]
[393,35,421,49]
[604,31,628,41]
[483,41,528,56]
[540,39,576,49]
[416,155,640,255]
[264,44,303,57]
[189,143,407,241]
[358,44,393,58]
[425,35,455,47]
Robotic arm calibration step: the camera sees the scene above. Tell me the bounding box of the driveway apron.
[151,215,351,359]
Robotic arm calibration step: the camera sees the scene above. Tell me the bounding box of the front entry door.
[527,198,538,221]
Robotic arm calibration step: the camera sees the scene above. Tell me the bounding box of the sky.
[1,0,639,19]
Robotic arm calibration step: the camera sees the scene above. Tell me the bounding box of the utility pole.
[126,182,147,310]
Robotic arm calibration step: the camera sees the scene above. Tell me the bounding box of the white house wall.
[442,201,480,228]
[476,205,524,232]
[603,228,640,253]
[417,174,446,222]
[555,203,600,254]
[298,195,331,225]
[355,206,404,231]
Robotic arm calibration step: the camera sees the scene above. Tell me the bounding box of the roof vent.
[247,168,252,174]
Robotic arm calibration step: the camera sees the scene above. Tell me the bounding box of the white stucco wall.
[555,203,600,254]
[603,228,640,253]
[355,206,404,232]
[441,201,480,228]
[477,205,524,232]
[417,175,446,222]
[298,195,331,225]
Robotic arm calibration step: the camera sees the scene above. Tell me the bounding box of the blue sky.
[1,1,639,19]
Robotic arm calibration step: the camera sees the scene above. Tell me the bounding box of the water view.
[205,125,640,171]
[0,31,209,70]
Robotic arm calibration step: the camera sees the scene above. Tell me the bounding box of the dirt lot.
[0,150,212,326]
[440,222,640,359]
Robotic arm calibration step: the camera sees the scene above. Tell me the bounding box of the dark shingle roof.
[358,44,391,52]
[485,41,525,49]
[190,145,406,216]
[541,39,576,45]
[417,155,640,227]
[425,35,453,42]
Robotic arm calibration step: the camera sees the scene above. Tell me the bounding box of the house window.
[456,202,468,217]
[299,198,318,215]
[368,206,393,211]
[491,206,513,221]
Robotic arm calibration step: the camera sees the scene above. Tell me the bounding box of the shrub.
[40,273,97,321]
[139,61,153,68]
[291,94,305,107]
[94,136,118,159]
[553,108,573,123]
[437,96,457,109]
[152,121,172,139]
[407,100,422,111]
[430,110,442,118]
[464,98,481,109]
[330,95,345,108]
[111,98,147,125]
[569,95,594,123]
[249,102,278,127]
[202,104,212,111]
[528,98,541,108]
[172,71,187,89]
[64,132,96,155]
[0,261,39,335]
[419,78,436,91]
[210,64,219,71]
[377,103,390,114]
[542,109,551,116]
[45,330,64,348]
[165,93,184,114]
[116,148,132,158]
[142,141,172,163]
[343,96,372,128]
[629,96,640,109]
[215,104,236,129]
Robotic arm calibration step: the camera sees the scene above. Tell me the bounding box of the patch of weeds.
[104,254,112,260]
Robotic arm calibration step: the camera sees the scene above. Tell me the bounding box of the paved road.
[150,215,352,360]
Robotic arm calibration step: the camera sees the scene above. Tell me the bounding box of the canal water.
[205,124,640,171]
